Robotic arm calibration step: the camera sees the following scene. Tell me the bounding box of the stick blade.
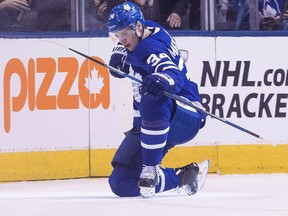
[260,137,278,147]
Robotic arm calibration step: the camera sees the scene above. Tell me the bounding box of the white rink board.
[195,36,288,145]
[0,36,287,153]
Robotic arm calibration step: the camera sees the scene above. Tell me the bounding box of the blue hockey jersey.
[259,0,284,19]
[127,21,203,126]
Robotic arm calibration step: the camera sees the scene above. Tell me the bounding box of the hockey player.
[107,2,207,198]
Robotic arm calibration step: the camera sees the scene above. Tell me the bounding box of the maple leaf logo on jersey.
[85,66,104,100]
[132,72,142,103]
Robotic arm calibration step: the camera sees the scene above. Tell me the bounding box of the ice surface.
[1,174,288,216]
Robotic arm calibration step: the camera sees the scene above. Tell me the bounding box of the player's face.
[114,27,139,51]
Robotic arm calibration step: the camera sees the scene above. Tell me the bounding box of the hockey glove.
[140,73,176,101]
[109,43,130,78]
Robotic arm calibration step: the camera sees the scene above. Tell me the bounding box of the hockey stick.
[44,41,274,145]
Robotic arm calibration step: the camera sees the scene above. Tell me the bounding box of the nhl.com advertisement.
[0,36,287,153]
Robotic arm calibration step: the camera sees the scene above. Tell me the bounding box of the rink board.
[0,33,288,182]
[1,145,288,181]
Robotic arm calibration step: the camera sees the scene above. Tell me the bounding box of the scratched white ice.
[0,174,288,216]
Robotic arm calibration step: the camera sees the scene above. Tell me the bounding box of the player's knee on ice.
[108,164,141,197]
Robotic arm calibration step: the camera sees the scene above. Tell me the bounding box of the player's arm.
[140,53,185,100]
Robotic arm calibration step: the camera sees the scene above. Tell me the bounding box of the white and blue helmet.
[107,2,145,33]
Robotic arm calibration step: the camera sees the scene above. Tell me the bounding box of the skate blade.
[139,186,155,198]
[197,160,210,191]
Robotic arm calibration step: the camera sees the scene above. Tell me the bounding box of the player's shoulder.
[145,20,168,41]
[145,20,163,29]
[136,21,169,53]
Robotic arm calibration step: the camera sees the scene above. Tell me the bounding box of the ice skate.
[138,165,159,198]
[176,162,199,195]
[176,160,210,195]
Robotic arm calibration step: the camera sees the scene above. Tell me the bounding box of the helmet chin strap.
[135,22,145,41]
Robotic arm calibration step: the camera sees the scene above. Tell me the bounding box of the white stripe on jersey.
[154,60,177,73]
[162,65,179,71]
[176,97,200,113]
[134,109,140,117]
[158,168,165,193]
[141,141,166,149]
[141,127,170,135]
[178,56,184,70]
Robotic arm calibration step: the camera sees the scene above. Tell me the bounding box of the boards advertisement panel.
[0,35,287,180]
